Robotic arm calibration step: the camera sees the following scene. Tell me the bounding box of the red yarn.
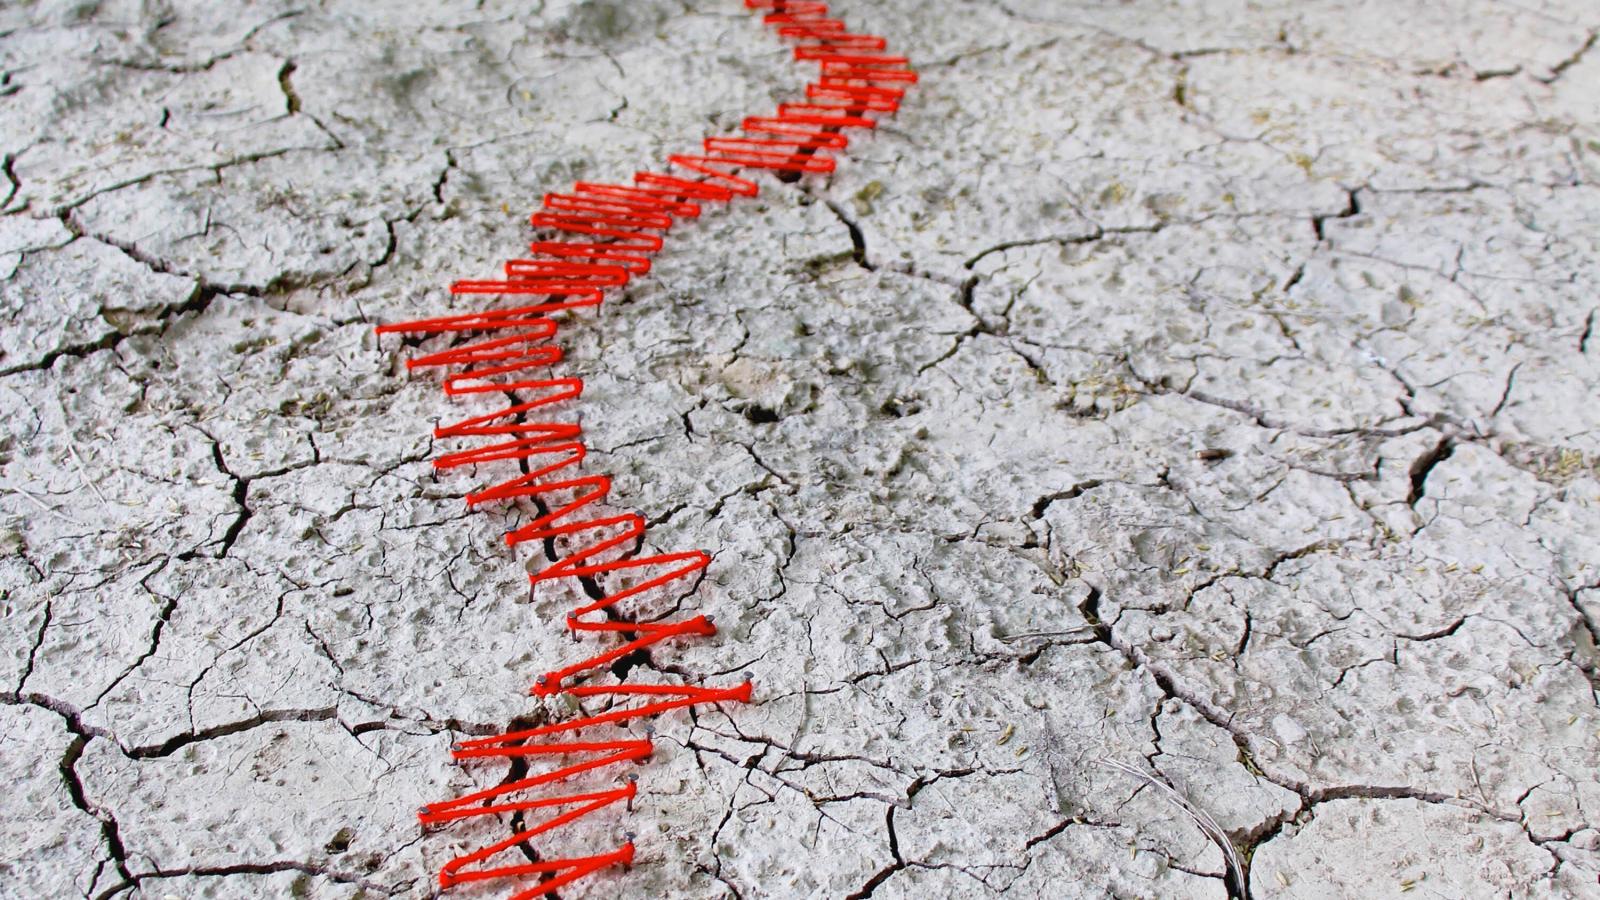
[379,2,914,896]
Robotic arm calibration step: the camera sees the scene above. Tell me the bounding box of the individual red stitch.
[378,2,914,897]
[504,259,632,284]
[807,81,901,110]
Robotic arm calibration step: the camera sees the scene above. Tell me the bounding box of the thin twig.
[6,486,83,524]
[67,443,112,510]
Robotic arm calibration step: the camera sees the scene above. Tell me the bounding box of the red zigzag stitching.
[374,3,915,897]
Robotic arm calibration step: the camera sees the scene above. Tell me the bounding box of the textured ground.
[3,0,1599,898]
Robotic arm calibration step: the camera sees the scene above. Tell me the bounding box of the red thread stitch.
[377,3,914,897]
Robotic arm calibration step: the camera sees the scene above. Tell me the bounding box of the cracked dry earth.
[3,0,1599,898]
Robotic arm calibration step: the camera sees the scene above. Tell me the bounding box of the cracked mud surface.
[3,1,1598,897]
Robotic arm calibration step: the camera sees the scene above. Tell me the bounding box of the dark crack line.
[0,693,133,893]
[277,60,302,115]
[1,151,19,210]
[1406,435,1456,508]
[1564,584,1600,690]
[824,199,875,271]
[175,438,253,559]
[1077,593,1532,896]
[964,230,1100,269]
[0,217,292,376]
[1029,479,1106,520]
[15,591,56,694]
[1490,361,1522,418]
[125,707,339,760]
[96,860,398,899]
[0,327,129,378]
[62,733,136,896]
[1538,28,1598,83]
[433,149,457,204]
[844,804,902,899]
[49,145,329,217]
[92,559,179,706]
[1311,188,1361,242]
[66,212,274,295]
[1142,377,1423,440]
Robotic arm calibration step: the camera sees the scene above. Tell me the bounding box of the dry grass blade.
[1100,757,1248,898]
